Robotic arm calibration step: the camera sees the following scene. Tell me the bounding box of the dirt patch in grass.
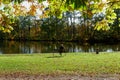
[0,73,120,80]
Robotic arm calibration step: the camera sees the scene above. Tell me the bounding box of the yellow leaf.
[28,4,37,16]
[7,25,13,30]
[0,26,4,31]
[28,0,34,2]
[3,29,11,33]
[98,2,105,10]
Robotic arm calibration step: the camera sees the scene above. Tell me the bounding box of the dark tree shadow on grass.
[46,55,63,58]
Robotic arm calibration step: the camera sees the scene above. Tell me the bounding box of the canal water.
[0,41,120,54]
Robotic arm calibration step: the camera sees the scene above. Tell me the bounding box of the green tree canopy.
[0,0,120,33]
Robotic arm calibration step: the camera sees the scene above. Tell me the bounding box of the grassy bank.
[0,52,120,75]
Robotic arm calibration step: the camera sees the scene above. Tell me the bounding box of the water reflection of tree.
[1,41,120,54]
[0,41,20,53]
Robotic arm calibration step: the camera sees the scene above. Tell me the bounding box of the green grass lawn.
[0,52,120,75]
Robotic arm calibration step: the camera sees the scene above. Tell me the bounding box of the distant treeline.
[0,10,120,43]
